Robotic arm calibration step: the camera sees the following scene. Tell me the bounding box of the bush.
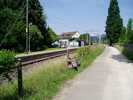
[0,50,16,79]
[76,46,90,58]
[122,47,133,61]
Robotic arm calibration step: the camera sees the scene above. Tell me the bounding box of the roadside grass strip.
[0,45,105,100]
[115,45,133,61]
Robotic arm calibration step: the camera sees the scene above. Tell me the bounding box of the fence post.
[17,58,23,97]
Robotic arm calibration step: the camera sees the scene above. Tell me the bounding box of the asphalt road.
[54,46,133,100]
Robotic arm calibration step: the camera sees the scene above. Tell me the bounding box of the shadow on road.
[112,54,132,64]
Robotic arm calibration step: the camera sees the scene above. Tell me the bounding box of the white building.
[59,31,80,48]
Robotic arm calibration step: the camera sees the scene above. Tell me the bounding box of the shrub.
[0,50,16,80]
[76,46,90,58]
[122,47,133,61]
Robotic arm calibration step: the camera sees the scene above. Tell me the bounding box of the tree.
[29,0,48,44]
[126,18,133,43]
[29,25,44,51]
[80,33,90,45]
[0,8,26,51]
[0,0,48,52]
[118,26,127,44]
[47,27,59,47]
[105,0,123,45]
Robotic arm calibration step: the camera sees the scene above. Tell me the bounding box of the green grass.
[0,45,105,100]
[115,45,133,61]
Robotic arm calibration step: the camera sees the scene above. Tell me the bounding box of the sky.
[40,0,133,35]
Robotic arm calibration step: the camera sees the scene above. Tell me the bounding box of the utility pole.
[88,33,89,45]
[89,35,91,45]
[66,41,70,58]
[17,58,23,97]
[98,34,101,44]
[86,33,89,45]
[26,0,30,54]
[85,31,89,45]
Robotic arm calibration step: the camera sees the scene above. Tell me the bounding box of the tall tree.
[47,27,59,47]
[127,18,133,43]
[80,33,90,45]
[29,0,47,44]
[105,0,123,45]
[118,26,127,44]
[0,0,48,52]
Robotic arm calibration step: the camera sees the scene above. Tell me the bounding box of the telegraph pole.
[86,33,88,45]
[98,34,101,44]
[85,31,89,45]
[26,0,30,53]
[87,33,89,45]
[89,34,91,45]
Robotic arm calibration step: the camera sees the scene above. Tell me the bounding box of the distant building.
[59,31,80,48]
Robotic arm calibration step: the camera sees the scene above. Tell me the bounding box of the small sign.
[26,28,28,33]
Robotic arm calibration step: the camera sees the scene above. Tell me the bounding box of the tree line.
[0,0,58,52]
[119,18,133,44]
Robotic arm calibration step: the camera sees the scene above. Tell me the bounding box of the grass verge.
[0,45,105,100]
[115,45,133,61]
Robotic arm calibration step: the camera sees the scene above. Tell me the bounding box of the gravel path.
[53,46,133,100]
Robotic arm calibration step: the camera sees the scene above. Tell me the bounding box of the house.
[59,31,80,48]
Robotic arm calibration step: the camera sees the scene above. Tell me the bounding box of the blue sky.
[40,0,133,35]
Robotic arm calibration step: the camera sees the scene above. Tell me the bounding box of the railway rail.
[16,48,78,66]
[0,48,78,84]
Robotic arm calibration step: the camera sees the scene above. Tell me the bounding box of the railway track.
[0,48,78,84]
[16,48,78,66]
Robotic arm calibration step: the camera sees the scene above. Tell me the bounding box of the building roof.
[60,31,79,39]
